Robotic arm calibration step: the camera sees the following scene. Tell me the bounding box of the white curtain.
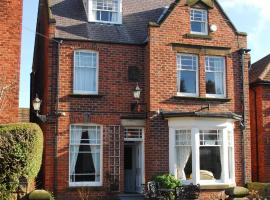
[111,12,118,22]
[176,146,191,180]
[214,72,223,94]
[88,130,100,181]
[70,127,82,180]
[74,52,97,92]
[219,146,223,180]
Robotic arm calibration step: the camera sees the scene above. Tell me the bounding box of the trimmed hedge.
[0,123,43,199]
[28,190,54,200]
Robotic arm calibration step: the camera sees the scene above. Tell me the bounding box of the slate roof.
[249,54,270,84]
[48,0,174,44]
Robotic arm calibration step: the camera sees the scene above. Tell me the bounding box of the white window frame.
[88,0,122,24]
[124,127,144,142]
[177,54,199,97]
[168,118,236,187]
[69,124,103,187]
[73,50,99,95]
[205,56,226,98]
[190,8,208,35]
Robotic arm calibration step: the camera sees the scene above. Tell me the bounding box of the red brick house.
[249,54,270,182]
[32,0,251,199]
[0,0,23,123]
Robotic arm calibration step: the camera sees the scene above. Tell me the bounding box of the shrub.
[153,174,181,189]
[247,182,270,199]
[28,190,54,200]
[0,123,43,199]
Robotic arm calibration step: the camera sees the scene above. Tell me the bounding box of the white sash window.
[88,0,122,24]
[190,9,208,35]
[205,56,226,98]
[73,50,99,95]
[69,125,103,187]
[177,54,198,97]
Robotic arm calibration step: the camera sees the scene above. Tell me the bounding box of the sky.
[19,0,270,108]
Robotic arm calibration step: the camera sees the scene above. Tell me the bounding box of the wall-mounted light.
[32,94,47,122]
[210,24,218,32]
[133,83,142,100]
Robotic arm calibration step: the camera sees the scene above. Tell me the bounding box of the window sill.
[184,33,212,40]
[70,94,104,98]
[68,186,105,191]
[174,96,231,102]
[200,183,236,190]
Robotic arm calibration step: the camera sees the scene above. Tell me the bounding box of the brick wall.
[19,108,30,122]
[0,0,22,123]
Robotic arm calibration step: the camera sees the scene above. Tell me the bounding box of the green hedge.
[0,123,43,199]
[153,174,181,189]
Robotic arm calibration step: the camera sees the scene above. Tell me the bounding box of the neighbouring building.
[0,0,23,123]
[249,54,270,182]
[32,0,251,199]
[19,108,30,123]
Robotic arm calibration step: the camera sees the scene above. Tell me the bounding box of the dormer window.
[190,9,208,35]
[87,0,122,24]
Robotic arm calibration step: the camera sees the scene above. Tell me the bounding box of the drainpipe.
[54,39,63,199]
[239,48,251,184]
[250,87,259,181]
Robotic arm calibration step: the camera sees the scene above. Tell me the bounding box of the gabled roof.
[249,54,270,84]
[46,0,244,44]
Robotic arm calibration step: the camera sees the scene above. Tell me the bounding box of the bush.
[28,190,54,200]
[247,182,270,199]
[153,174,181,189]
[0,123,43,199]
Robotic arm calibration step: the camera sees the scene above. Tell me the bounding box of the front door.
[124,142,143,193]
[124,128,145,194]
[124,144,136,193]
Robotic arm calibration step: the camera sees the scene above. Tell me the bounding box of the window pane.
[175,130,192,180]
[179,71,196,93]
[206,72,224,95]
[191,21,204,33]
[200,146,222,180]
[176,147,192,180]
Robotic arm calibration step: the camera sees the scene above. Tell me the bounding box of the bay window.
[205,56,226,98]
[88,0,122,24]
[69,125,102,186]
[177,54,198,97]
[169,118,235,186]
[73,50,98,94]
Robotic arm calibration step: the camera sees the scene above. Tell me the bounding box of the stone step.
[120,193,144,200]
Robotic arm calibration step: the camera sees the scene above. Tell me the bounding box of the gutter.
[250,86,259,181]
[240,48,251,184]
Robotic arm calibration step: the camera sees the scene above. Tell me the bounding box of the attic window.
[190,9,208,35]
[88,0,122,24]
